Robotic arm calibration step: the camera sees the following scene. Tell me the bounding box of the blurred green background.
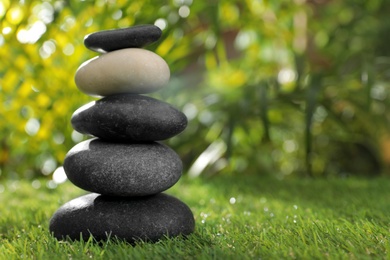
[1,0,390,182]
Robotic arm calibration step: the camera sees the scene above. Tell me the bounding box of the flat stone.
[63,139,182,196]
[71,94,187,142]
[84,25,162,53]
[74,48,170,96]
[49,193,195,243]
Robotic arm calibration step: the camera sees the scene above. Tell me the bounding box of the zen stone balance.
[49,25,195,243]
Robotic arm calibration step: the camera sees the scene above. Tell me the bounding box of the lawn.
[0,174,389,259]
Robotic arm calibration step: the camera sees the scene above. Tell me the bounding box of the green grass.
[0,174,390,259]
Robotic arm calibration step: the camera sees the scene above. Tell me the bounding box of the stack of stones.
[49,25,195,243]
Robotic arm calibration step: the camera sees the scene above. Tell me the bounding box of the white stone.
[74,48,170,96]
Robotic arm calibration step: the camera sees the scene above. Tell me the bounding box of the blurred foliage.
[1,0,390,180]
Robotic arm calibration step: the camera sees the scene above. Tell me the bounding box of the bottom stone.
[49,193,195,243]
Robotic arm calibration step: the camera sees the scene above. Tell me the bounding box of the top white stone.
[74,48,170,96]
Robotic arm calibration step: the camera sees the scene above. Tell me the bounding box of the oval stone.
[63,139,182,196]
[74,49,170,96]
[71,94,187,142]
[84,25,162,53]
[49,193,195,243]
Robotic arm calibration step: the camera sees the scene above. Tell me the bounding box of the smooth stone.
[63,139,182,196]
[84,25,162,53]
[49,193,195,243]
[71,94,187,142]
[74,48,170,96]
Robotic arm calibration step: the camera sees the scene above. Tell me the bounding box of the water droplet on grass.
[200,212,209,218]
[200,212,210,224]
[243,211,251,216]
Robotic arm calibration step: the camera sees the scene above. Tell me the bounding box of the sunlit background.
[1,0,390,188]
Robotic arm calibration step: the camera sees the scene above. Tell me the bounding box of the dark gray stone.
[71,94,187,142]
[84,25,162,53]
[49,193,195,243]
[63,138,182,196]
